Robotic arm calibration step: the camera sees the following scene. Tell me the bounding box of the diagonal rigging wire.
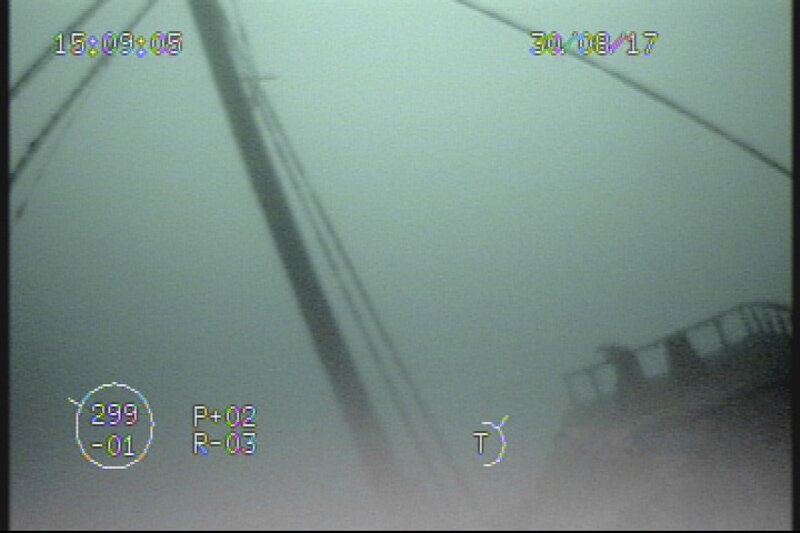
[13,61,102,223]
[226,1,469,495]
[9,0,105,100]
[9,0,158,190]
[453,0,792,180]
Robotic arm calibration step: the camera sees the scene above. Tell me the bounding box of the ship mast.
[187,0,400,500]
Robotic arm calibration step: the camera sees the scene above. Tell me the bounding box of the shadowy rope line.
[453,0,791,179]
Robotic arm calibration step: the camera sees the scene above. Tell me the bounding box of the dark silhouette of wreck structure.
[538,301,792,529]
[563,301,790,416]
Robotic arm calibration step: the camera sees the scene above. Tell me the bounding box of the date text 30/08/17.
[529,31,659,57]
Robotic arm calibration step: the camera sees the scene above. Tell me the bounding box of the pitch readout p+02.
[68,382,155,470]
[192,404,258,457]
[54,30,183,58]
[529,31,660,57]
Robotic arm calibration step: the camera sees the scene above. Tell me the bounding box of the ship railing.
[563,301,792,407]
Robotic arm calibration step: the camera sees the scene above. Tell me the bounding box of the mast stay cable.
[9,0,158,190]
[13,63,102,223]
[453,0,792,180]
[9,0,105,100]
